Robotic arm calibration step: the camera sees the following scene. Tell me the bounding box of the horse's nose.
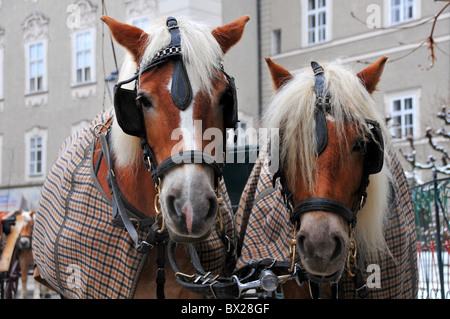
[296,215,347,274]
[297,232,343,264]
[166,189,217,234]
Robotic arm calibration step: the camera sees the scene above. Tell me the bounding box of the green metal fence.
[411,175,450,299]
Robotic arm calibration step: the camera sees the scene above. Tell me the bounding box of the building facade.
[0,0,222,210]
[222,0,449,183]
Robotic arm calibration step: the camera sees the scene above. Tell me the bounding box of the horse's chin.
[302,259,346,283]
[306,266,344,284]
[167,228,211,244]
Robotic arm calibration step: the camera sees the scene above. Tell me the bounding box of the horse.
[234,57,418,298]
[32,15,250,299]
[17,211,50,299]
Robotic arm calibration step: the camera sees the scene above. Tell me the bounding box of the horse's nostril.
[167,195,179,217]
[331,236,343,261]
[298,235,306,255]
[206,197,217,220]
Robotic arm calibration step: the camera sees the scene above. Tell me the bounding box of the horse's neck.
[116,164,157,216]
[94,142,157,218]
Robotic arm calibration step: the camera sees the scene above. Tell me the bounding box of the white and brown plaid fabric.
[235,147,418,298]
[32,109,234,299]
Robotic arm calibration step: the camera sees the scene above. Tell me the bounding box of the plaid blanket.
[235,147,418,299]
[32,109,234,299]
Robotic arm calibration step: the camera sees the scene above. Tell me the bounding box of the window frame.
[24,127,47,181]
[385,0,421,27]
[0,47,3,101]
[0,135,3,185]
[271,29,282,55]
[25,40,48,95]
[385,88,421,140]
[71,28,96,86]
[302,0,332,47]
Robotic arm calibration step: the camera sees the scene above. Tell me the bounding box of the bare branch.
[351,2,450,68]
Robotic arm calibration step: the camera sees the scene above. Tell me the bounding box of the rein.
[93,123,168,299]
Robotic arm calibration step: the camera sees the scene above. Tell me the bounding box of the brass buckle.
[129,218,140,230]
[289,222,298,273]
[154,178,165,234]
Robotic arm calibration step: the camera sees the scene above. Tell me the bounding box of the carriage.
[29,14,418,300]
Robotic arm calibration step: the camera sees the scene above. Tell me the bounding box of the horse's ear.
[357,56,388,94]
[265,58,293,90]
[212,15,250,54]
[101,16,149,63]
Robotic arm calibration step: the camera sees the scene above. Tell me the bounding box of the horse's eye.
[353,138,366,153]
[136,94,153,109]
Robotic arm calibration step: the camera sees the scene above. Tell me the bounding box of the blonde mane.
[263,60,393,257]
[112,16,224,168]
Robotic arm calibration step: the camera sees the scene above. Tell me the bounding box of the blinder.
[220,70,239,129]
[113,74,145,138]
[364,119,384,175]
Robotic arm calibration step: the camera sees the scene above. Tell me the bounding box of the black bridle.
[114,17,237,189]
[164,61,386,299]
[271,61,385,298]
[99,17,238,299]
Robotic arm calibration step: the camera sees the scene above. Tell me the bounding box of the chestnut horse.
[17,211,50,299]
[235,57,417,298]
[32,15,249,299]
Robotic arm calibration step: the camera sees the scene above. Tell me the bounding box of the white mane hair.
[112,16,224,168]
[263,60,393,257]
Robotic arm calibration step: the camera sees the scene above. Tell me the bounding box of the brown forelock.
[290,120,365,210]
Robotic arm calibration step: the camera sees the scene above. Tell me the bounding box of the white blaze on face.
[166,76,202,234]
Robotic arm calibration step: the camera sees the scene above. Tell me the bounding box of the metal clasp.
[154,178,165,234]
[346,225,358,277]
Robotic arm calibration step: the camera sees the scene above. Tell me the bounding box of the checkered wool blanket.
[32,109,234,299]
[235,147,418,299]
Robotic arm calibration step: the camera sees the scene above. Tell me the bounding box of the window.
[28,42,45,92]
[271,29,282,55]
[391,96,416,139]
[0,135,2,184]
[307,0,328,45]
[29,135,43,176]
[25,127,47,180]
[0,47,3,101]
[75,31,93,84]
[23,12,49,106]
[390,0,416,25]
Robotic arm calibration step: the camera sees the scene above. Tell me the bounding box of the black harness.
[96,17,239,299]
[114,16,238,187]
[272,61,385,298]
[162,61,387,299]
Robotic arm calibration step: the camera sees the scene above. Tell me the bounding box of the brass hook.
[153,178,165,234]
[289,222,298,273]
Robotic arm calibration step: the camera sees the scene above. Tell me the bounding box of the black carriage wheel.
[4,248,20,299]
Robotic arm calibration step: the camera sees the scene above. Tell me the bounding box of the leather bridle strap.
[168,241,239,299]
[291,197,355,227]
[151,151,223,187]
